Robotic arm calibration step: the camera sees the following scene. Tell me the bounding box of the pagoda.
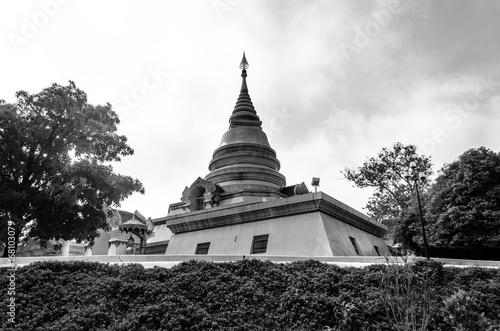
[150,54,388,257]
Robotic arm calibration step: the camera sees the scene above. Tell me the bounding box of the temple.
[16,209,156,257]
[150,53,388,257]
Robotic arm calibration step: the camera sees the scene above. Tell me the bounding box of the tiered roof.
[205,53,286,199]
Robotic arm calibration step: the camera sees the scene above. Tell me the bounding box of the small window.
[349,237,360,255]
[251,234,269,254]
[195,242,210,255]
[374,245,380,256]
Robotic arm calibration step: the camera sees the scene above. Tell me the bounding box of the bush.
[0,259,499,330]
[443,289,489,331]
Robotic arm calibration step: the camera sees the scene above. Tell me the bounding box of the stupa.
[151,53,388,257]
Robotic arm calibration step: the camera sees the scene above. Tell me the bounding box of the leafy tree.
[342,143,433,221]
[0,81,144,256]
[424,147,500,258]
[395,192,431,255]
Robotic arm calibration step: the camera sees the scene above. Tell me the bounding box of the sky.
[1,0,500,219]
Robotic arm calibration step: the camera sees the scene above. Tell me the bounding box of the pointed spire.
[239,52,249,93]
[239,51,249,70]
[229,52,261,128]
[206,52,285,196]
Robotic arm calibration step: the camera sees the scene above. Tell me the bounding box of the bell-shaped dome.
[205,53,286,199]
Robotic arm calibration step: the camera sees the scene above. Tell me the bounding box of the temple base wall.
[165,211,389,257]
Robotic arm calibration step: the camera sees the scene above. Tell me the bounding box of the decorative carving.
[181,177,217,199]
[117,211,154,255]
[181,186,190,198]
[294,182,309,195]
[239,52,249,70]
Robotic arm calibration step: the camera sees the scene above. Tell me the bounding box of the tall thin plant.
[380,255,432,331]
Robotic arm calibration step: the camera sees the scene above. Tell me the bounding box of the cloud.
[1,0,499,218]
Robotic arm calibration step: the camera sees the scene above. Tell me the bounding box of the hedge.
[1,259,499,330]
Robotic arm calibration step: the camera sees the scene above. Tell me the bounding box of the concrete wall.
[166,212,333,256]
[91,230,112,255]
[321,214,389,256]
[166,211,389,256]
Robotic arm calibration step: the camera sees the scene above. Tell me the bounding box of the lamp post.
[311,177,320,193]
[404,161,430,260]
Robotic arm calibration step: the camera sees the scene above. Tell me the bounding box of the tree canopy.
[0,81,144,256]
[424,147,500,258]
[342,142,433,221]
[343,143,500,259]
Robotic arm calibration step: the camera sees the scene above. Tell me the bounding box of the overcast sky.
[2,0,500,219]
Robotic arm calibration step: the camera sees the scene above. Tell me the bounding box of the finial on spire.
[239,51,249,71]
[239,52,249,92]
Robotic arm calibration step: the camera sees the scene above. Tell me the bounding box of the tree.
[342,143,433,221]
[424,147,500,259]
[395,192,431,256]
[0,81,144,257]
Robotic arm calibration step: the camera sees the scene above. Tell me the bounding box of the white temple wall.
[166,212,386,257]
[321,214,390,256]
